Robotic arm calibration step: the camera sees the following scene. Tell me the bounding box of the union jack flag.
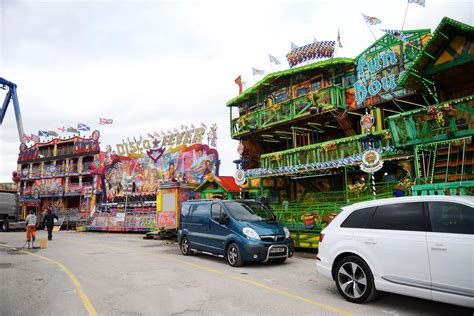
[408,0,425,7]
[99,118,113,125]
[361,13,382,25]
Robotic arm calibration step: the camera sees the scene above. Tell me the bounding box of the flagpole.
[364,22,378,42]
[401,2,410,30]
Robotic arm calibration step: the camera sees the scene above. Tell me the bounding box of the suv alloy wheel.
[334,256,377,303]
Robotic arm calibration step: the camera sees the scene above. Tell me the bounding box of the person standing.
[42,210,58,241]
[25,210,37,249]
[259,192,270,208]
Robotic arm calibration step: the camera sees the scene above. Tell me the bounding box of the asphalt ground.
[0,231,472,316]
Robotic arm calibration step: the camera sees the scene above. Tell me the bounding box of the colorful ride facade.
[226,17,474,249]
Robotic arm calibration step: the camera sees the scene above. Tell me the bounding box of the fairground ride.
[0,77,25,144]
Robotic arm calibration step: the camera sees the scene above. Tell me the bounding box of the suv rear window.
[367,202,426,231]
[428,202,474,235]
[340,207,376,228]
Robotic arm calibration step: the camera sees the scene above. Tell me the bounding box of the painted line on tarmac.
[0,244,98,316]
[63,238,355,316]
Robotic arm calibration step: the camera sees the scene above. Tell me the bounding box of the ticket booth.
[155,182,200,238]
[194,175,241,200]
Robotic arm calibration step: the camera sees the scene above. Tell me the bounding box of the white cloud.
[1,0,472,181]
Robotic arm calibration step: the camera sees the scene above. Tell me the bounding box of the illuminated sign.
[116,126,210,156]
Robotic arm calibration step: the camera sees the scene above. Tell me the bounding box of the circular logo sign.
[234,169,246,186]
[360,114,374,130]
[360,149,383,173]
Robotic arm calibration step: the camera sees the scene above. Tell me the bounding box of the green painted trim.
[226,58,354,107]
[425,54,474,75]
[398,17,474,88]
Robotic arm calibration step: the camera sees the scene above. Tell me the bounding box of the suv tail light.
[319,233,325,243]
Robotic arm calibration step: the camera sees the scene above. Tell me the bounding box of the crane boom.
[0,77,25,144]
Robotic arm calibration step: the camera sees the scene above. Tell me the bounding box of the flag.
[337,29,343,48]
[381,29,407,42]
[22,133,31,142]
[268,54,281,65]
[31,134,40,143]
[235,75,243,94]
[67,126,79,133]
[99,118,113,125]
[290,42,299,51]
[77,123,90,131]
[408,0,425,6]
[361,13,382,25]
[48,130,58,137]
[38,130,48,137]
[252,67,264,75]
[58,127,65,132]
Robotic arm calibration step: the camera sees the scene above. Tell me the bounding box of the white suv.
[316,196,473,308]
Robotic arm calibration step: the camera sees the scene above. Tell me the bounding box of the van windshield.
[225,201,276,222]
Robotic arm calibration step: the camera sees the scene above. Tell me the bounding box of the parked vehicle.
[0,190,26,231]
[316,196,474,308]
[178,199,294,266]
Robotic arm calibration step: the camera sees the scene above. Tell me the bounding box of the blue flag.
[77,123,90,131]
[38,130,48,137]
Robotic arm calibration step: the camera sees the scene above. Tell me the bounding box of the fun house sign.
[352,30,430,109]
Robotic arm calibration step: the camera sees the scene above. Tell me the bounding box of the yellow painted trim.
[0,244,98,316]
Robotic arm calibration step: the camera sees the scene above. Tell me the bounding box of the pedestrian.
[25,210,37,249]
[259,192,270,208]
[42,209,58,241]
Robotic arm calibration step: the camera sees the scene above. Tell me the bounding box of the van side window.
[181,204,191,217]
[211,204,222,221]
[428,202,474,235]
[367,203,426,231]
[340,207,376,228]
[191,203,210,217]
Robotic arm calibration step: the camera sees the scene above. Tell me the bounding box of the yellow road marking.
[64,238,355,316]
[0,244,98,316]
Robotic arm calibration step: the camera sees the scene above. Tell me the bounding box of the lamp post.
[124,176,133,230]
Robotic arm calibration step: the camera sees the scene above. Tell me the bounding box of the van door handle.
[431,244,447,251]
[364,239,377,245]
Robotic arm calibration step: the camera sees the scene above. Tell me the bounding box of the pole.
[401,2,410,31]
[364,22,378,42]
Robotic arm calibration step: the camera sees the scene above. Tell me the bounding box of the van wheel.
[180,237,192,256]
[2,221,9,232]
[334,256,377,303]
[226,243,243,267]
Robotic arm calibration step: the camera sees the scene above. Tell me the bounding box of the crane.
[0,77,25,144]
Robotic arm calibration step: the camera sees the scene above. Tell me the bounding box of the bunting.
[337,29,343,48]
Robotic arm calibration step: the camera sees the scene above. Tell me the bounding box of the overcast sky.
[0,0,472,182]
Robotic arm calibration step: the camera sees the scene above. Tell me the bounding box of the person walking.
[25,210,37,249]
[42,210,58,241]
